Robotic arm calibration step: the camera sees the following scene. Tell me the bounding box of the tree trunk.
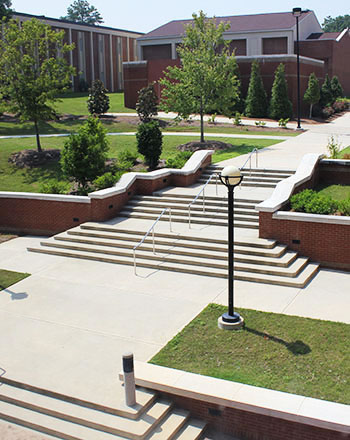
[34,120,42,152]
[200,99,204,142]
[309,103,313,119]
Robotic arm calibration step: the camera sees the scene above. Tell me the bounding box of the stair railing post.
[152,227,155,254]
[188,206,191,229]
[123,353,136,407]
[249,155,252,177]
[256,149,258,168]
[203,187,205,213]
[216,172,218,196]
[133,249,137,275]
[169,207,172,232]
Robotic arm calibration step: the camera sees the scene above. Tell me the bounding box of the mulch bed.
[8,149,61,168]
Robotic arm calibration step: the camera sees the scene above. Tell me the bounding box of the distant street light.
[218,165,244,330]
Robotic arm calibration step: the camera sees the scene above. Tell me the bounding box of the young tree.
[320,74,333,107]
[61,0,103,24]
[136,121,163,170]
[160,11,240,142]
[61,117,109,194]
[322,15,350,32]
[0,0,12,20]
[136,83,158,122]
[269,63,293,120]
[303,73,320,118]
[331,76,344,101]
[87,79,110,116]
[0,18,75,152]
[244,60,268,118]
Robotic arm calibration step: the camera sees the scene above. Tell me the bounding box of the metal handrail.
[240,148,259,176]
[187,172,219,228]
[133,207,172,275]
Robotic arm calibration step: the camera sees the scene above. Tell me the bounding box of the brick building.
[14,12,143,92]
[123,11,350,114]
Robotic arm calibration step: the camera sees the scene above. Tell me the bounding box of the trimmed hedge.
[291,189,350,216]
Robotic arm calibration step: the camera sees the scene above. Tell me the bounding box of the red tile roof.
[141,11,313,39]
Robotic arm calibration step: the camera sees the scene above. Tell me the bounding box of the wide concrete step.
[153,193,263,205]
[207,166,296,175]
[28,245,320,287]
[79,224,277,249]
[118,211,259,229]
[174,419,207,440]
[55,233,295,267]
[0,384,172,439]
[197,179,277,188]
[200,173,283,184]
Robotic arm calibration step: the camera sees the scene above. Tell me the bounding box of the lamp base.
[218,313,244,330]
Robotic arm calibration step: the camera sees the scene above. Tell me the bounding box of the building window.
[98,34,106,85]
[78,32,86,79]
[262,37,288,55]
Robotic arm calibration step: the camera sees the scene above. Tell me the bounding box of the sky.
[11,0,349,34]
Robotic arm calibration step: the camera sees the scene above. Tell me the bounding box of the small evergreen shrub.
[320,74,333,107]
[278,118,289,128]
[136,83,158,122]
[244,60,267,118]
[88,79,110,116]
[291,189,338,215]
[330,76,344,101]
[166,151,192,169]
[136,120,163,169]
[208,113,217,124]
[233,112,241,126]
[269,63,293,120]
[117,149,138,170]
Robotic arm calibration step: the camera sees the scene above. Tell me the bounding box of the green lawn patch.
[150,304,350,404]
[315,183,350,201]
[53,92,129,115]
[0,136,281,192]
[0,269,30,291]
[164,124,298,137]
[339,145,350,158]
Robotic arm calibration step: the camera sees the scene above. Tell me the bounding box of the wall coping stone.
[119,362,350,434]
[236,54,325,66]
[0,192,90,204]
[273,211,350,225]
[256,153,323,213]
[89,150,214,200]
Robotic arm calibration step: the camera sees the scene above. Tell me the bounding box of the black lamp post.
[293,7,302,130]
[218,165,244,330]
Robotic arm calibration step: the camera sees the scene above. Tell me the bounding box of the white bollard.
[123,352,136,407]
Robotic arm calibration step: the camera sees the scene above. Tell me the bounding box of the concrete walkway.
[0,112,349,437]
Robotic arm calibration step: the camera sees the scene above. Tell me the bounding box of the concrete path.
[0,112,349,437]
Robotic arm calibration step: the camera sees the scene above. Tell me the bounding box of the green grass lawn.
[150,304,350,404]
[339,145,350,158]
[0,269,30,291]
[53,92,130,115]
[0,136,281,192]
[315,183,350,201]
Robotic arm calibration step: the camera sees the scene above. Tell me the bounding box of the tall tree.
[269,63,293,120]
[244,60,268,118]
[0,18,75,152]
[0,0,12,20]
[322,15,350,32]
[330,76,344,100]
[160,11,239,142]
[61,0,103,25]
[303,73,320,118]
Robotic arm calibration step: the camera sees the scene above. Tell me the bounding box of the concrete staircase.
[28,223,319,288]
[0,377,206,440]
[198,165,295,188]
[119,193,260,229]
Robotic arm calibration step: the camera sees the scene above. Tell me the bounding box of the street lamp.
[293,7,303,130]
[218,165,244,330]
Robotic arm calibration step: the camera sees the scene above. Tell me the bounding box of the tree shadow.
[1,289,28,301]
[244,326,311,356]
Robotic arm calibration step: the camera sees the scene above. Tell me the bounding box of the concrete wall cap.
[121,361,350,434]
[273,211,350,225]
[0,191,90,203]
[256,153,323,213]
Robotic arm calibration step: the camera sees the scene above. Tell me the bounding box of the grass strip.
[150,303,350,404]
[0,269,30,291]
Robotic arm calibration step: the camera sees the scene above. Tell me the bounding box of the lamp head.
[220,165,242,187]
[292,7,302,17]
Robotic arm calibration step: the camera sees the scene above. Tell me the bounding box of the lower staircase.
[0,377,206,439]
[28,223,319,288]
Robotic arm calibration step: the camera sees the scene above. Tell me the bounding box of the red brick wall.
[163,394,345,440]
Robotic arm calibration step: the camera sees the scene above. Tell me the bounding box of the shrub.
[40,180,70,194]
[269,64,293,120]
[116,149,138,170]
[278,118,289,128]
[332,100,347,113]
[291,189,337,215]
[303,73,320,118]
[233,112,241,126]
[87,79,110,116]
[136,83,158,122]
[337,198,350,216]
[61,116,109,194]
[166,151,192,169]
[327,135,341,159]
[93,172,119,190]
[320,74,333,107]
[321,106,335,119]
[136,120,163,169]
[331,76,344,101]
[208,113,217,124]
[255,121,266,127]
